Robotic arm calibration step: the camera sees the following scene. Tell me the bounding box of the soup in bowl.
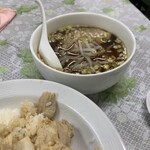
[30,12,136,94]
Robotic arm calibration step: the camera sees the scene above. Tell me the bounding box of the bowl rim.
[30,12,136,77]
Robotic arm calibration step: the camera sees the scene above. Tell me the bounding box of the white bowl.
[30,12,136,94]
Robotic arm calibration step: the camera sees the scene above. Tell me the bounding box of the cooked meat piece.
[13,136,34,150]
[57,120,73,146]
[25,114,51,141]
[35,121,73,150]
[8,117,26,132]
[11,127,26,143]
[1,134,13,150]
[20,100,37,118]
[0,123,10,138]
[35,122,58,149]
[37,92,57,119]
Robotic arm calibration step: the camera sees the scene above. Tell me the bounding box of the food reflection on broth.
[46,25,127,74]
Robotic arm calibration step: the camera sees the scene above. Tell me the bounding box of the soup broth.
[47,26,127,74]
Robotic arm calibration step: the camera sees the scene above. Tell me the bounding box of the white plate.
[0,79,126,150]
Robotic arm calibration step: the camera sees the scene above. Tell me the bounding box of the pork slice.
[37,92,57,119]
[57,120,74,146]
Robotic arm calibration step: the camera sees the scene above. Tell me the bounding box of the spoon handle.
[35,0,48,39]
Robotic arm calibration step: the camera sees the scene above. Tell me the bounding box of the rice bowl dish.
[0,79,126,150]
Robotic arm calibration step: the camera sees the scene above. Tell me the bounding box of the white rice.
[0,108,19,125]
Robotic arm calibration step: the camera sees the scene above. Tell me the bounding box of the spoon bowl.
[35,0,62,69]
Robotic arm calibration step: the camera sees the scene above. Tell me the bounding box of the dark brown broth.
[47,26,127,74]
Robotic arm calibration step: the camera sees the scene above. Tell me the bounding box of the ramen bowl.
[30,12,136,94]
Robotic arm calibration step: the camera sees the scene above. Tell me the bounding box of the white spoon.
[35,0,62,69]
[146,90,150,113]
